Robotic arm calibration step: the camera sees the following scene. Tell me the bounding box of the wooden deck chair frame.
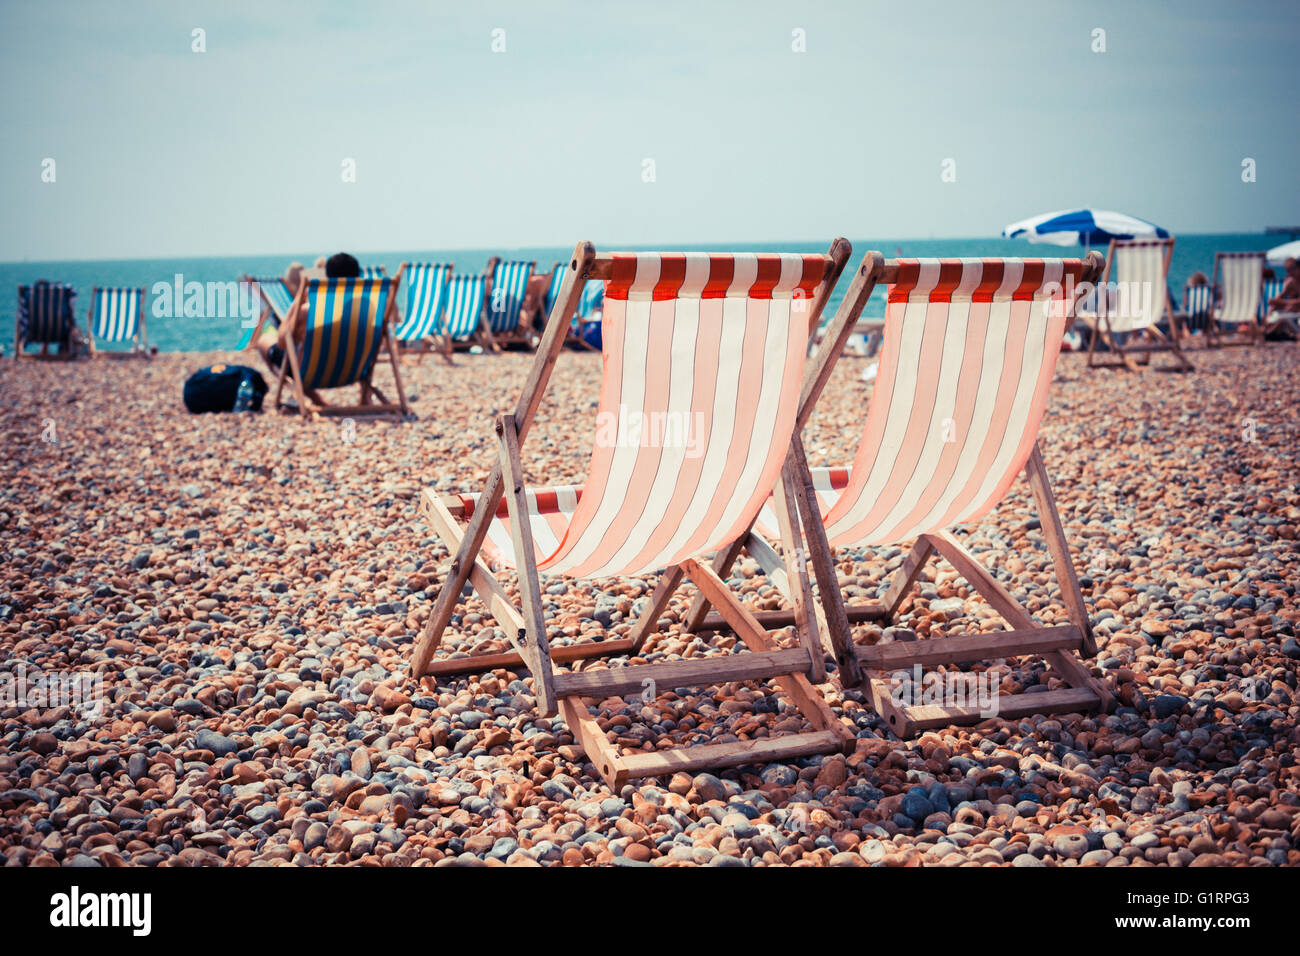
[682,252,1116,739]
[14,283,79,361]
[1083,238,1191,371]
[410,239,859,788]
[1205,251,1266,348]
[272,275,410,420]
[87,286,148,359]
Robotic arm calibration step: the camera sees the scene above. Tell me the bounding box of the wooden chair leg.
[787,437,858,684]
[382,329,410,415]
[627,564,686,654]
[496,414,557,716]
[683,535,747,632]
[773,463,825,683]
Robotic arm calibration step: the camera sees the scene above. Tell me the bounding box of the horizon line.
[1,228,1286,267]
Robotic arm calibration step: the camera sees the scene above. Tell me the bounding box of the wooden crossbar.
[551,648,810,699]
[856,625,1082,669]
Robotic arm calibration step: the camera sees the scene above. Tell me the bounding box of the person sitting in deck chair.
[259,253,361,406]
[1265,258,1300,340]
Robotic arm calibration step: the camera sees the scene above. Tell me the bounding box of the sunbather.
[259,253,361,406]
[1265,258,1300,339]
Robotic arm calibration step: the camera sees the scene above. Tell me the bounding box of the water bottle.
[233,372,254,413]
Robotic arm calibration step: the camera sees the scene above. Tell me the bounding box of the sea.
[0,233,1286,354]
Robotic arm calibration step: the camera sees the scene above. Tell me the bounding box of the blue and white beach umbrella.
[1265,239,1300,266]
[1002,208,1170,247]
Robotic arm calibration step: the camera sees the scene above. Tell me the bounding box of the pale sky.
[2,0,1296,261]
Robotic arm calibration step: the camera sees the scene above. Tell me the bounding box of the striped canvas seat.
[753,468,849,539]
[577,279,605,318]
[1214,252,1263,325]
[441,275,486,341]
[255,277,296,325]
[234,276,294,349]
[461,252,826,579]
[394,263,451,341]
[91,287,144,343]
[361,265,388,277]
[17,282,76,345]
[296,277,393,390]
[1261,278,1284,317]
[819,258,1086,548]
[1182,283,1213,332]
[487,260,534,334]
[1100,241,1168,333]
[543,264,566,316]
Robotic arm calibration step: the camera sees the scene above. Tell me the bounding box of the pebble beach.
[2,344,1298,868]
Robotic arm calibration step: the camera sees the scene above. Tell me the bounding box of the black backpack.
[183,363,269,413]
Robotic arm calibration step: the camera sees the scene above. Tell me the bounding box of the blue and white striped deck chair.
[486,259,535,344]
[393,263,451,348]
[1261,278,1284,319]
[275,276,409,419]
[1181,282,1213,335]
[567,279,605,350]
[543,263,566,317]
[89,287,148,357]
[361,265,388,278]
[439,274,487,349]
[15,282,77,359]
[235,276,295,350]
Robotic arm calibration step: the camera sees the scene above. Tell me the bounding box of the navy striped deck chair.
[361,265,388,278]
[486,259,536,347]
[390,263,451,359]
[15,282,78,359]
[89,287,148,358]
[273,276,409,420]
[1180,282,1213,335]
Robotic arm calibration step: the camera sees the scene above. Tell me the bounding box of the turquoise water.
[1,233,1283,354]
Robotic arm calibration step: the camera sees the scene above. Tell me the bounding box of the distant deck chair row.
[407,240,1112,787]
[383,259,540,359]
[14,283,148,359]
[543,261,605,350]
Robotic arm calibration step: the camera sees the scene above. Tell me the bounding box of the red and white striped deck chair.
[688,253,1116,739]
[410,240,858,788]
[1206,251,1265,347]
[1081,238,1191,371]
